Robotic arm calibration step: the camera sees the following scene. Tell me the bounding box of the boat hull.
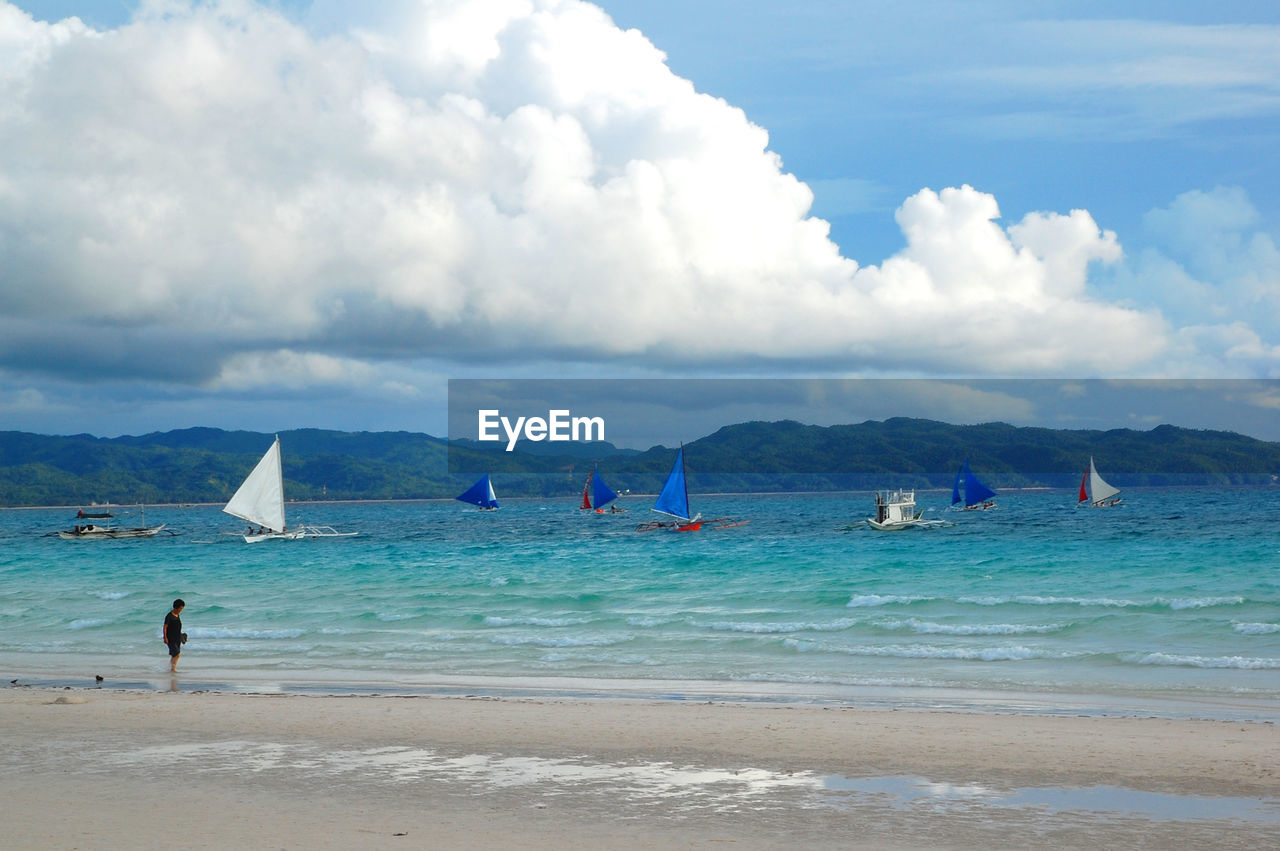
[867,518,947,531]
[243,529,306,543]
[59,524,166,539]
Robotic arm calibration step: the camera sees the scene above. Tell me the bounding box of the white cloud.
[208,350,379,391]
[1104,187,1280,376]
[842,186,1161,372]
[0,0,1254,402]
[909,17,1280,141]
[1,386,49,412]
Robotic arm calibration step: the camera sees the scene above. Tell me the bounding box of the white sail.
[1088,457,1121,504]
[223,437,287,532]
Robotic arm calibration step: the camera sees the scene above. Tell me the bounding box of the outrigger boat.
[1078,457,1122,507]
[223,436,357,541]
[635,446,747,532]
[457,474,500,510]
[580,465,625,513]
[58,507,168,539]
[866,489,945,531]
[951,459,997,510]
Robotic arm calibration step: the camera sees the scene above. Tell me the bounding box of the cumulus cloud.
[1104,186,1280,375]
[0,0,1200,403]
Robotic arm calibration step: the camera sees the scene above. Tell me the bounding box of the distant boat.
[635,446,746,532]
[867,489,946,531]
[457,474,499,510]
[951,459,997,510]
[224,436,357,541]
[1078,457,1122,507]
[579,465,624,513]
[58,507,167,539]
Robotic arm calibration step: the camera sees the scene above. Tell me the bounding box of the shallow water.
[3,488,1278,716]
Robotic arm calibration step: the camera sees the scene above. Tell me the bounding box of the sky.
[1,0,1278,440]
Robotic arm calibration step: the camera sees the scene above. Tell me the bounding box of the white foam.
[1136,652,1280,670]
[86,591,130,600]
[1233,622,1280,635]
[483,615,591,628]
[960,595,1245,610]
[488,634,629,648]
[1165,596,1245,610]
[704,619,856,634]
[880,618,1067,636]
[783,639,1079,662]
[68,618,111,630]
[189,627,306,640]
[847,594,928,608]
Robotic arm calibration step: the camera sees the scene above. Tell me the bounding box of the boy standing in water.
[163,599,185,672]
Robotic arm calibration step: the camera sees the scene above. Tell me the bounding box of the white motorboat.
[867,489,945,530]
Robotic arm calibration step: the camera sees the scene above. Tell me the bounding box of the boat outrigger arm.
[635,514,750,532]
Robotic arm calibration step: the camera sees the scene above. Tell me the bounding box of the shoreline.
[5,481,1278,511]
[3,686,1277,848]
[8,669,1280,723]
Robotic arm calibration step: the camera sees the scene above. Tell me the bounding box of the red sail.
[579,471,593,510]
[1078,468,1089,503]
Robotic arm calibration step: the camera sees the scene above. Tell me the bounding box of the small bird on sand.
[95,675,104,684]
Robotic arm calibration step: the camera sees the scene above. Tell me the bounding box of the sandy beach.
[2,686,1277,849]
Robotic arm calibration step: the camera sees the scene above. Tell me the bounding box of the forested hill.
[1,418,1278,507]
[0,428,452,507]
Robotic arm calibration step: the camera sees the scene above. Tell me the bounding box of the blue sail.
[456,474,499,509]
[652,448,691,521]
[962,460,997,508]
[951,468,963,506]
[592,470,619,510]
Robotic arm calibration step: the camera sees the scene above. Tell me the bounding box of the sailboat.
[635,446,746,532]
[951,459,997,510]
[456,474,499,510]
[1078,457,1122,507]
[223,437,357,541]
[579,465,624,513]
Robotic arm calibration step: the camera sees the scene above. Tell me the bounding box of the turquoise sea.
[2,488,1278,719]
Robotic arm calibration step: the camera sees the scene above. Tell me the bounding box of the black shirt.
[164,611,182,646]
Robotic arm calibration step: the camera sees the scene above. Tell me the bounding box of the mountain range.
[2,418,1278,507]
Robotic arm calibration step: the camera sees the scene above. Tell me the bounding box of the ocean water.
[2,488,1278,718]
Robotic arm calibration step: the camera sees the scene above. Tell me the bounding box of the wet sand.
[2,687,1277,848]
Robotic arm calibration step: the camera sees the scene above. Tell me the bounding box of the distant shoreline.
[5,482,1278,511]
[7,481,1280,506]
